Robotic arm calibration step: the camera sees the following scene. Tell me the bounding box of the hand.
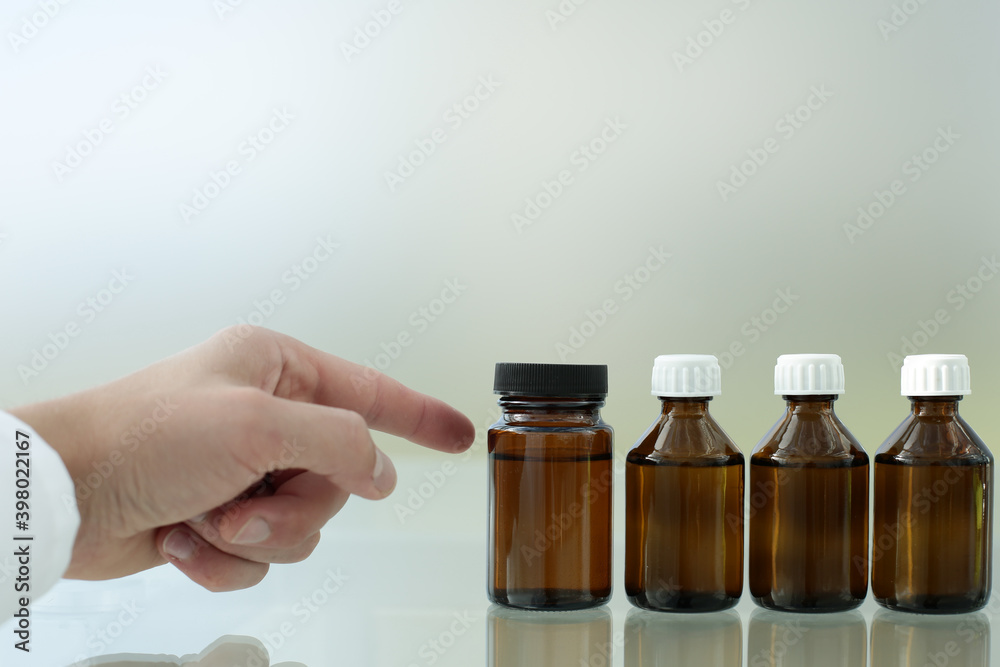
[12,326,475,591]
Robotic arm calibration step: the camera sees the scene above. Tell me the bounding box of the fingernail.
[164,528,197,561]
[372,448,396,494]
[231,517,271,545]
[190,512,208,523]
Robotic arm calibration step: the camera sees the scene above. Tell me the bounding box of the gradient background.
[1,0,998,664]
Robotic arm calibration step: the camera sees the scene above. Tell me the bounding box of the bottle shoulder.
[750,407,868,465]
[874,413,993,464]
[628,411,742,463]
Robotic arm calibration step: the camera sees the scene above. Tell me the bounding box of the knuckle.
[294,533,322,560]
[200,574,232,593]
[210,324,280,366]
[230,385,273,413]
[219,387,285,475]
[200,517,225,541]
[273,354,321,401]
[276,533,322,563]
[227,386,275,436]
[247,563,270,587]
[200,562,269,592]
[339,410,372,456]
[214,323,268,346]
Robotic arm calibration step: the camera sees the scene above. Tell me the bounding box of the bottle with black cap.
[488,362,613,610]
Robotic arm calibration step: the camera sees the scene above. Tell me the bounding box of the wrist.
[10,394,99,534]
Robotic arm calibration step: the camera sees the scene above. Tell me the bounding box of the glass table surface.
[3,458,995,666]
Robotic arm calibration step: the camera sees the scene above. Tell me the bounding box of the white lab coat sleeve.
[0,411,80,621]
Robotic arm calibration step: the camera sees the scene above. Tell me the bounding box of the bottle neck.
[782,394,839,414]
[498,395,605,426]
[909,396,962,417]
[658,396,712,417]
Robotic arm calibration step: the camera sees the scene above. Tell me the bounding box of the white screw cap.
[901,354,971,396]
[651,354,721,397]
[774,353,845,395]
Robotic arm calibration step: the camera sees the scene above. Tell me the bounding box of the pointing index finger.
[247,330,476,453]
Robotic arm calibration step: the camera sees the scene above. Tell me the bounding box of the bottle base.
[489,588,611,611]
[627,591,740,613]
[874,595,989,615]
[751,594,864,613]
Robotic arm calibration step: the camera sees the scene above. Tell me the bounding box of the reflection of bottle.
[872,354,993,614]
[488,363,613,610]
[625,355,743,612]
[749,354,869,612]
[487,605,614,667]
[624,607,741,667]
[871,609,990,667]
[747,609,866,667]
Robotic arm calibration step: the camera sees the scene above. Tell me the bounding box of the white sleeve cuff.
[0,411,80,624]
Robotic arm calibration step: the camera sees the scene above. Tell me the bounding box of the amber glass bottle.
[872,354,993,613]
[749,354,869,612]
[488,363,613,610]
[625,354,743,612]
